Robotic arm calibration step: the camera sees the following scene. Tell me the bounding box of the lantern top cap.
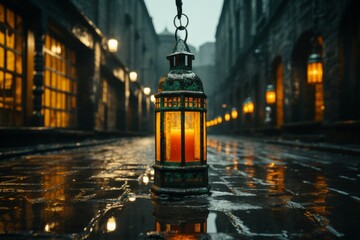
[307,52,322,64]
[167,39,195,60]
[266,84,275,91]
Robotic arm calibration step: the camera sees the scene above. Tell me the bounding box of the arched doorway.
[291,31,324,122]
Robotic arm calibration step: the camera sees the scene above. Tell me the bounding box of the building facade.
[212,0,359,143]
[0,0,158,145]
[193,42,216,120]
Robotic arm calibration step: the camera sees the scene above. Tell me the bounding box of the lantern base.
[151,164,211,196]
[151,185,211,197]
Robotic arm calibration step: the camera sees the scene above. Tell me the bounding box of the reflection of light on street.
[232,142,238,155]
[225,143,231,155]
[314,175,328,214]
[128,193,136,202]
[107,216,116,232]
[244,167,256,188]
[244,156,254,166]
[233,159,239,170]
[265,165,285,193]
[143,175,149,184]
[269,162,275,168]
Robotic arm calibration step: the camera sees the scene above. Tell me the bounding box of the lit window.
[0,4,23,126]
[43,34,77,127]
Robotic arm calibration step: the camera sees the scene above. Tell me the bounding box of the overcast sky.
[144,0,224,50]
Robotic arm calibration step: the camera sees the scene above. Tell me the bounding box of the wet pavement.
[0,135,359,239]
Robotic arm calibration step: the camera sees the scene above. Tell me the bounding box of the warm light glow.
[143,174,149,184]
[143,87,151,95]
[107,38,118,53]
[217,116,222,124]
[307,54,323,84]
[170,129,195,162]
[43,34,77,128]
[106,217,117,232]
[266,84,276,104]
[243,98,254,114]
[231,108,238,119]
[51,45,62,54]
[128,193,136,202]
[224,113,231,121]
[129,71,138,82]
[150,95,156,103]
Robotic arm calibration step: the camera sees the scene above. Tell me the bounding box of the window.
[43,34,77,127]
[0,4,23,126]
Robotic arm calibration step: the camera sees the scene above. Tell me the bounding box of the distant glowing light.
[129,71,138,82]
[128,193,136,202]
[107,216,117,232]
[143,87,151,95]
[143,175,149,184]
[269,162,275,168]
[107,38,118,53]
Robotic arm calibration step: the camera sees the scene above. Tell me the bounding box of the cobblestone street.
[0,136,359,239]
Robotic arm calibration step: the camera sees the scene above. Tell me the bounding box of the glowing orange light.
[266,84,276,104]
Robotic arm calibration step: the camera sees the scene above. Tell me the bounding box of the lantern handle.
[175,27,188,43]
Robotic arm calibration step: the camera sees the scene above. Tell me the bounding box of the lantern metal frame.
[307,49,323,84]
[151,39,210,197]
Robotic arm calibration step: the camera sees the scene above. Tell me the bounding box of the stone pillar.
[32,13,47,127]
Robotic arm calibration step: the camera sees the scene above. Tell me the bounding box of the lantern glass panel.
[165,111,181,162]
[185,111,201,162]
[307,62,323,84]
[266,91,276,104]
[156,112,160,161]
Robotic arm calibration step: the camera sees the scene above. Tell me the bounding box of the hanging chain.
[174,0,189,42]
[176,0,182,19]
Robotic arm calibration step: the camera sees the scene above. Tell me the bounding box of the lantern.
[243,97,254,114]
[143,87,151,95]
[307,35,323,84]
[307,52,323,84]
[224,112,231,122]
[231,107,238,119]
[266,84,276,104]
[151,39,210,196]
[129,71,138,82]
[107,38,118,53]
[217,116,222,124]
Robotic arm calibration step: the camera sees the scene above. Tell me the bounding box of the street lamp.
[265,84,276,104]
[107,38,118,53]
[151,1,209,196]
[231,107,238,119]
[150,94,156,103]
[243,97,254,114]
[307,48,323,84]
[143,87,151,95]
[129,71,138,82]
[224,112,231,122]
